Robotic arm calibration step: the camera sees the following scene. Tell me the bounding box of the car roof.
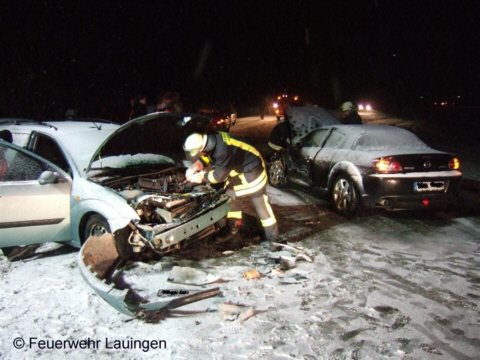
[0,119,120,175]
[0,118,117,132]
[322,124,414,134]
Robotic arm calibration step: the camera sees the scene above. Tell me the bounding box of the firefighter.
[268,117,291,153]
[340,101,363,124]
[183,132,285,251]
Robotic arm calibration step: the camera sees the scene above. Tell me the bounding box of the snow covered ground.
[1,113,479,359]
[1,182,479,359]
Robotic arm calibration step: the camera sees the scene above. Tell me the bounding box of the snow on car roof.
[0,120,120,174]
[349,125,430,151]
[285,106,340,144]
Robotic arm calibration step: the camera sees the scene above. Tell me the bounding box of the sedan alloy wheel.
[332,175,359,216]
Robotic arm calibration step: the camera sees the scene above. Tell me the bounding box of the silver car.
[0,119,120,254]
[0,114,230,259]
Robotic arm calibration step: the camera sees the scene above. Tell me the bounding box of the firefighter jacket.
[268,120,291,151]
[198,132,267,197]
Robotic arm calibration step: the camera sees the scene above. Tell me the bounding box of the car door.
[287,128,331,187]
[312,128,347,188]
[0,141,71,247]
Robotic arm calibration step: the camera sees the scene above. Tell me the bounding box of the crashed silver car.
[75,113,231,316]
[0,115,229,260]
[0,119,120,256]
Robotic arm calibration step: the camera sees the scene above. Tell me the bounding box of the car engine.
[104,167,229,255]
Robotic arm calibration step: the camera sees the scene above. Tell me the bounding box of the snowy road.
[0,112,479,359]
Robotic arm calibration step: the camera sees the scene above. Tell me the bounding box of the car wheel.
[83,214,111,242]
[332,175,359,216]
[268,160,286,188]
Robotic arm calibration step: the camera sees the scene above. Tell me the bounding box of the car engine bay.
[94,166,229,255]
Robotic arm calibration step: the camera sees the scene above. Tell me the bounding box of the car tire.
[268,160,286,188]
[331,175,359,217]
[83,214,111,242]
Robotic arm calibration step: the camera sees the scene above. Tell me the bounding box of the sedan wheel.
[84,215,111,242]
[332,175,359,216]
[268,160,286,188]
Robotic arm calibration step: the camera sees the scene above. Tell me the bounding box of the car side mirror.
[39,171,59,185]
[294,141,303,150]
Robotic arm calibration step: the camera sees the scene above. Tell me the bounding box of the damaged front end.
[79,167,229,317]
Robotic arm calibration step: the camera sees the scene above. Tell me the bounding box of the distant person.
[65,109,78,119]
[127,96,135,121]
[171,92,183,113]
[340,101,362,124]
[0,130,13,180]
[260,97,271,120]
[155,92,172,112]
[130,93,148,120]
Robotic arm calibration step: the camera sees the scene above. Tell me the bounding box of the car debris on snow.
[243,269,262,279]
[217,301,266,324]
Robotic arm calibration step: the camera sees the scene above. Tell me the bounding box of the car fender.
[328,161,365,195]
[70,179,139,245]
[70,198,139,245]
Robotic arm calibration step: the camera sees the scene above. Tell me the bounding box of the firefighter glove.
[185,160,203,178]
[187,171,205,184]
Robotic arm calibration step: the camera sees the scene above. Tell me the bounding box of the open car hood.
[86,112,212,176]
[285,106,340,145]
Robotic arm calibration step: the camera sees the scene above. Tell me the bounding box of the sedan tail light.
[449,157,460,170]
[374,158,403,173]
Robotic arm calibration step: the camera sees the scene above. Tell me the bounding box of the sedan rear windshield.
[352,130,429,151]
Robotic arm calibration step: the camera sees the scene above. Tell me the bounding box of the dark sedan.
[268,108,462,216]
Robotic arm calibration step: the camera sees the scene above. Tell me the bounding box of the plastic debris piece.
[243,269,261,279]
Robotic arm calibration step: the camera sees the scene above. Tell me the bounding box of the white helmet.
[183,133,208,156]
[340,101,356,112]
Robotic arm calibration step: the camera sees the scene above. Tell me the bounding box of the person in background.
[183,132,285,251]
[156,92,172,112]
[268,118,291,154]
[340,101,362,124]
[171,92,183,113]
[65,109,78,119]
[0,130,13,180]
[130,93,148,120]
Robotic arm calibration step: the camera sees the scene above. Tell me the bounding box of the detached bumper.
[78,199,230,317]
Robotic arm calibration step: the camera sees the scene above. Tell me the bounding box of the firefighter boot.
[216,220,241,243]
[269,237,287,252]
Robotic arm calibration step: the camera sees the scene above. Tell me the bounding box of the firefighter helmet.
[340,101,356,112]
[183,133,208,156]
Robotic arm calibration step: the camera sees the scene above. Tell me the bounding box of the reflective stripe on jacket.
[200,132,266,196]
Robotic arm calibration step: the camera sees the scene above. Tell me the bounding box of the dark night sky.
[1,1,478,121]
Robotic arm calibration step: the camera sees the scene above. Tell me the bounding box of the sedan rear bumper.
[362,171,462,210]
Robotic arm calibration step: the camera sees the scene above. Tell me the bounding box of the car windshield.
[56,126,119,173]
[352,128,429,151]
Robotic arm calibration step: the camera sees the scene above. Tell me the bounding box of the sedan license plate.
[414,181,445,192]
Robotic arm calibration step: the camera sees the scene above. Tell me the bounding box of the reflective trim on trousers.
[227,211,242,220]
[233,170,268,197]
